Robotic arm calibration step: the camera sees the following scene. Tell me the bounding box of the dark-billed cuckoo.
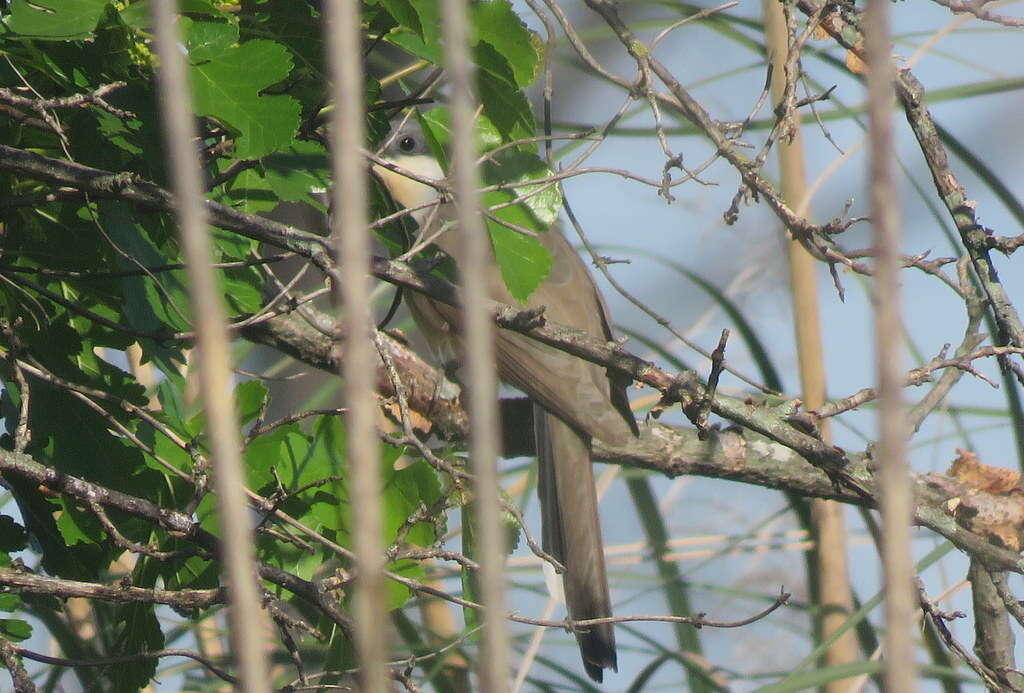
[374,120,638,682]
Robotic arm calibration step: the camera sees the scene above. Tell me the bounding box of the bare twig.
[0,82,133,120]
[929,0,1024,27]
[919,576,1006,690]
[15,645,236,685]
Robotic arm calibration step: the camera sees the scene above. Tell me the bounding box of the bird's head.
[373,120,445,217]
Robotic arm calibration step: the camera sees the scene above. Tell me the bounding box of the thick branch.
[238,289,1024,573]
[0,569,223,609]
[967,563,1024,689]
[0,449,353,635]
[0,145,329,265]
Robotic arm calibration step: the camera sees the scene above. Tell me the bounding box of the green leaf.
[499,489,520,553]
[236,0,323,79]
[245,423,309,492]
[99,202,188,368]
[419,109,554,301]
[0,619,32,642]
[484,150,562,227]
[180,16,239,63]
[155,376,189,432]
[486,222,552,303]
[118,0,231,29]
[212,228,256,259]
[384,0,441,63]
[286,416,442,608]
[56,504,104,546]
[474,42,535,145]
[263,140,331,209]
[379,0,423,37]
[5,0,107,39]
[189,39,301,157]
[472,0,540,87]
[381,454,443,552]
[162,552,218,591]
[420,106,502,164]
[220,164,282,213]
[299,416,347,535]
[384,0,537,141]
[480,150,559,301]
[235,380,268,426]
[222,271,263,315]
[460,502,481,633]
[110,601,162,692]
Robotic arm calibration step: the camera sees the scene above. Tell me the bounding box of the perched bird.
[374,118,638,682]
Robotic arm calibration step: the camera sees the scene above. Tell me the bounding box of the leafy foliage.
[3,0,1022,690]
[0,0,549,689]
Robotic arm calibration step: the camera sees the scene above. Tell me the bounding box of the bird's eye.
[398,136,417,153]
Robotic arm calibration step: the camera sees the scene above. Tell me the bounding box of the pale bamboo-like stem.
[323,2,388,692]
[761,3,858,688]
[865,0,916,690]
[148,2,270,691]
[440,0,509,690]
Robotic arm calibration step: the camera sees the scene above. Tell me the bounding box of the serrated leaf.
[472,0,540,87]
[189,40,301,157]
[5,0,106,39]
[381,455,443,551]
[499,488,521,553]
[396,39,534,146]
[481,150,557,302]
[236,0,323,74]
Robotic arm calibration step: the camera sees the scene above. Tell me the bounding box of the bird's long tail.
[535,404,616,682]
